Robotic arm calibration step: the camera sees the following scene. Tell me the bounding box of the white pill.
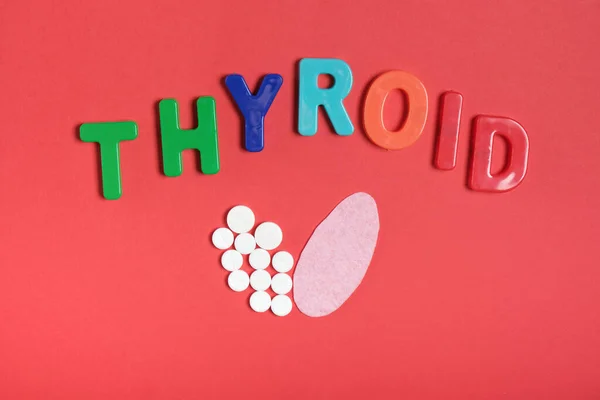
[271,294,292,317]
[249,291,271,313]
[227,270,249,292]
[272,251,294,272]
[234,233,256,254]
[221,249,243,271]
[249,248,271,270]
[254,222,283,250]
[227,205,255,234]
[212,227,234,250]
[250,269,271,291]
[271,273,293,295]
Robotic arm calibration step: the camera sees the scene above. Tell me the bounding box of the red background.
[1,0,599,399]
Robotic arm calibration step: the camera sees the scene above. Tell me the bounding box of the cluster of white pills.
[211,205,294,317]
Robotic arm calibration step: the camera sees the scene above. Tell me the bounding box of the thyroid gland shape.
[293,192,379,317]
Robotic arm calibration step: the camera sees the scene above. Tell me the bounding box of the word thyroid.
[80,58,530,200]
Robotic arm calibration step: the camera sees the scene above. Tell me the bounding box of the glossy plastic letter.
[225,74,283,152]
[298,58,354,136]
[469,115,529,192]
[79,121,138,200]
[363,70,428,150]
[159,97,220,177]
[435,91,463,170]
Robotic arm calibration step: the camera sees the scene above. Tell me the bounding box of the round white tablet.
[254,222,283,250]
[249,248,271,270]
[221,249,243,271]
[271,273,293,295]
[227,270,249,292]
[271,294,292,317]
[234,233,256,254]
[272,251,294,272]
[249,291,271,313]
[212,227,234,250]
[250,269,271,291]
[227,205,255,234]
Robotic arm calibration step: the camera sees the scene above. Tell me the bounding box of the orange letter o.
[363,71,428,150]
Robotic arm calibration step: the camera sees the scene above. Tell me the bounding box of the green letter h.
[159,97,220,177]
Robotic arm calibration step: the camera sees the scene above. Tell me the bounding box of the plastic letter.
[159,97,220,177]
[298,58,354,136]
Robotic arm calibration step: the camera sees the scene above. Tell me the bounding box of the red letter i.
[435,91,463,170]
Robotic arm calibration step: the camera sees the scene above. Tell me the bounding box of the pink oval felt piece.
[293,192,379,317]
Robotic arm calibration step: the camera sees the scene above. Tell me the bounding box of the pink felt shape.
[293,192,379,317]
